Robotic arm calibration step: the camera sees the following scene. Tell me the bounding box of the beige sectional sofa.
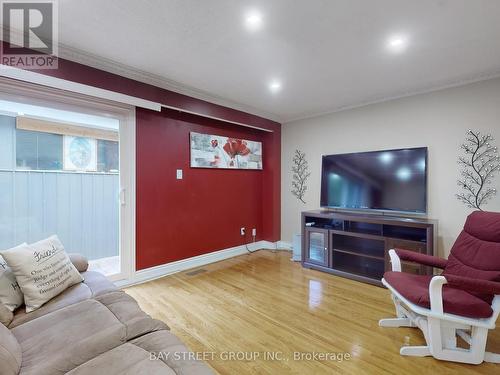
[1,255,213,375]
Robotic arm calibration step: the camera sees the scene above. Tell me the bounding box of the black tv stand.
[301,210,438,286]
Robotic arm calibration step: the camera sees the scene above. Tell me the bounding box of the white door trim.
[112,106,136,282]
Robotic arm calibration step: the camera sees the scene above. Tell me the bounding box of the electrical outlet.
[240,227,246,236]
[252,228,256,236]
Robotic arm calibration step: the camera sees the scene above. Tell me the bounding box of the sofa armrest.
[68,253,89,272]
[395,248,448,269]
[445,274,500,295]
[0,303,13,326]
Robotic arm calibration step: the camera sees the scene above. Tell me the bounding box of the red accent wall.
[136,109,280,269]
[21,56,281,270]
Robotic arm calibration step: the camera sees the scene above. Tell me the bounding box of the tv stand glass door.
[304,227,329,267]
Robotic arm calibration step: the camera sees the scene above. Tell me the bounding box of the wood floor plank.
[125,250,500,374]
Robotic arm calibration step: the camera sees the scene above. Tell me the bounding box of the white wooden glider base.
[379,249,500,365]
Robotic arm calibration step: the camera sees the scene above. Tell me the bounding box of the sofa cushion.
[12,291,168,375]
[80,270,119,297]
[12,299,125,375]
[94,292,169,341]
[67,331,213,375]
[65,343,177,375]
[9,271,117,328]
[0,322,22,375]
[130,331,214,374]
[383,271,493,318]
[1,236,84,312]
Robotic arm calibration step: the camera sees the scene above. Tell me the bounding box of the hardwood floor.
[125,250,500,374]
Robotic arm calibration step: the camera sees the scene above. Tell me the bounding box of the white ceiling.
[53,0,500,122]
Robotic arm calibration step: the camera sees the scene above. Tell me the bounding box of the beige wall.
[281,78,500,257]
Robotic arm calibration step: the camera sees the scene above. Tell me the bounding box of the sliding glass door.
[0,81,135,281]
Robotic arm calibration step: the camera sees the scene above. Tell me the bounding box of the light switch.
[176,169,183,179]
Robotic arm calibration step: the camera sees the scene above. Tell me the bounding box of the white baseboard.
[277,241,292,250]
[257,240,292,251]
[116,240,285,288]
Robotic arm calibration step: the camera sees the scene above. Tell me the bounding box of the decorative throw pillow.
[0,247,25,312]
[1,236,84,312]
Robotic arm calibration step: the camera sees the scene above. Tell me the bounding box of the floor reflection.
[308,279,323,309]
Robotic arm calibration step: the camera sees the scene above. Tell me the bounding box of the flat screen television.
[320,147,428,214]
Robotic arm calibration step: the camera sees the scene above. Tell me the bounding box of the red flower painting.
[223,138,250,157]
[190,132,262,170]
[223,138,251,168]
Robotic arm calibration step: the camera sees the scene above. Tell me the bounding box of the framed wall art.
[190,132,262,170]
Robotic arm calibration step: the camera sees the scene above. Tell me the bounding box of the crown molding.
[283,69,500,124]
[57,43,282,123]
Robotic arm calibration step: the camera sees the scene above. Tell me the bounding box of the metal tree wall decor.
[291,150,311,204]
[456,130,500,210]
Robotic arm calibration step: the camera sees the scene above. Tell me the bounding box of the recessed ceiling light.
[269,80,282,93]
[386,35,409,53]
[245,11,263,31]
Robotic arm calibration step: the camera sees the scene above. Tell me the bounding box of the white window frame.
[0,77,136,282]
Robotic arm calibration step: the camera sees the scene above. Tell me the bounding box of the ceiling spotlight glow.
[386,35,409,53]
[396,167,412,181]
[245,11,263,31]
[418,158,426,171]
[379,152,394,164]
[269,80,282,93]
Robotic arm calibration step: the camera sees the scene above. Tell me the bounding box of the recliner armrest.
[395,248,448,269]
[68,253,89,272]
[445,274,500,295]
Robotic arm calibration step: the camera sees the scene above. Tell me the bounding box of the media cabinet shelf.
[301,210,438,287]
[333,248,384,261]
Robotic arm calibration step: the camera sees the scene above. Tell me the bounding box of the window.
[15,129,118,173]
[98,139,119,172]
[16,129,63,170]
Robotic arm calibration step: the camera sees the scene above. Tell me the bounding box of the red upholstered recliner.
[379,211,500,364]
